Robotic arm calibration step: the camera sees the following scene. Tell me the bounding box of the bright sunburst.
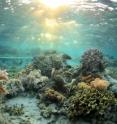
[40,0,72,8]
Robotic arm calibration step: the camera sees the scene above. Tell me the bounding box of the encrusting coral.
[44,88,65,103]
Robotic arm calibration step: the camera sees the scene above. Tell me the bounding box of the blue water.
[0,0,117,67]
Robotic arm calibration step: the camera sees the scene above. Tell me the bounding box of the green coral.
[67,88,117,119]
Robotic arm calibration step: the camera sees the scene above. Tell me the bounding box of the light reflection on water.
[0,0,117,58]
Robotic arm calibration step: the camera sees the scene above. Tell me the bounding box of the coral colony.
[0,49,117,124]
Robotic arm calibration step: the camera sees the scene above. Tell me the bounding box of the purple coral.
[81,49,105,75]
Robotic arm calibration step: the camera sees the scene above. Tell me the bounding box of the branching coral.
[67,88,117,119]
[81,49,106,75]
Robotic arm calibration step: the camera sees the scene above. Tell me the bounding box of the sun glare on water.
[40,0,72,8]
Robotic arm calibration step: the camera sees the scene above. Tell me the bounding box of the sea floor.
[4,95,50,124]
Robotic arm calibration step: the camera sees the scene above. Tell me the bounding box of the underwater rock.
[90,78,109,90]
[21,69,49,91]
[81,49,106,75]
[32,51,71,77]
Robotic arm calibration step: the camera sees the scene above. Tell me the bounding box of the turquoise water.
[0,0,117,65]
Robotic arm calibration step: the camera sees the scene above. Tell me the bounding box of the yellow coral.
[90,78,109,90]
[78,82,91,89]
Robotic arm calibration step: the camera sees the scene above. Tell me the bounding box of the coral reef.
[81,49,106,75]
[32,51,71,77]
[1,49,117,124]
[44,88,65,103]
[66,88,117,119]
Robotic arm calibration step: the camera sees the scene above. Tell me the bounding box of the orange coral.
[0,70,8,80]
[90,78,109,90]
[80,74,102,83]
[0,86,6,94]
